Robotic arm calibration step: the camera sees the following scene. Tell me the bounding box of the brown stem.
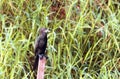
[37,57,46,79]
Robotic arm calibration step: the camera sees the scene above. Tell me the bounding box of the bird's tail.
[33,55,39,70]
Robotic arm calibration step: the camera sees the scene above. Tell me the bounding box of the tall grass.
[0,0,120,79]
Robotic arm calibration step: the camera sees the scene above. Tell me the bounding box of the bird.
[33,28,49,70]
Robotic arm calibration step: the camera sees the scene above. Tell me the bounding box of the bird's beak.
[45,29,50,33]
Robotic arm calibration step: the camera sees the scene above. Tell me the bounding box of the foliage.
[0,0,120,79]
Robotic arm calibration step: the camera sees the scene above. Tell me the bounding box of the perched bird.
[33,28,49,70]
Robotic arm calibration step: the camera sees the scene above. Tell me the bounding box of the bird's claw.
[38,54,48,60]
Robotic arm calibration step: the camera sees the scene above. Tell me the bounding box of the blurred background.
[0,0,120,79]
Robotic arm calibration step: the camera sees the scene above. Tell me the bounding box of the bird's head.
[39,28,50,34]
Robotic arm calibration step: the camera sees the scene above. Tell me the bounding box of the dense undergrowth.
[0,0,120,79]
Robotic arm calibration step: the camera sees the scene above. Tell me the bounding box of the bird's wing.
[34,36,40,54]
[38,39,45,47]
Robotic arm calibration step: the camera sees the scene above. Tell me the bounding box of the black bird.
[33,28,49,70]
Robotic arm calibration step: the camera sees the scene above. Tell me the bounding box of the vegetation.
[0,0,120,79]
